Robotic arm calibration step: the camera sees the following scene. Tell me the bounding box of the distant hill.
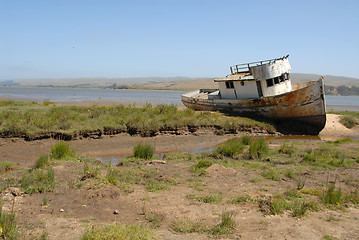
[291,73,359,87]
[3,73,358,91]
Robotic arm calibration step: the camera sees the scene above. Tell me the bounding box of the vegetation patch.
[50,141,76,160]
[20,167,55,194]
[80,224,159,240]
[0,161,16,173]
[215,138,245,157]
[0,204,17,240]
[0,101,275,140]
[187,193,222,203]
[133,143,154,159]
[248,138,268,159]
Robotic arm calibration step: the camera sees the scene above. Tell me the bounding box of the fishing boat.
[181,56,326,134]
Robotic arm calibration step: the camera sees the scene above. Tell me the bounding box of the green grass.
[230,194,254,204]
[50,141,76,160]
[211,211,236,235]
[248,138,268,159]
[191,159,213,175]
[133,143,154,159]
[142,207,164,229]
[187,193,222,203]
[322,183,342,205]
[80,224,159,240]
[20,167,55,194]
[278,142,296,156]
[170,220,209,234]
[0,101,275,139]
[34,154,50,169]
[261,169,281,181]
[0,204,17,240]
[170,211,237,236]
[215,138,245,157]
[0,161,16,173]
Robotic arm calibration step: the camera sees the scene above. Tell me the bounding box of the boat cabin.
[214,56,292,99]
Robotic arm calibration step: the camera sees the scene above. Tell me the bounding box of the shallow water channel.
[93,134,355,165]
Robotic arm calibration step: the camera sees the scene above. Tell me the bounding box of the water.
[0,86,185,105]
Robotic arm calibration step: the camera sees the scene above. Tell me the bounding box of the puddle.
[93,146,217,164]
[89,134,358,164]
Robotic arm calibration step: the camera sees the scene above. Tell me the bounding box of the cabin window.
[266,79,274,87]
[240,81,244,86]
[274,77,280,84]
[285,73,289,80]
[225,81,234,89]
[280,74,285,82]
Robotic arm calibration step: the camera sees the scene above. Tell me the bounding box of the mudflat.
[1,113,359,240]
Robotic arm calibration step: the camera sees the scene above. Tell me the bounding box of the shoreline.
[1,97,359,111]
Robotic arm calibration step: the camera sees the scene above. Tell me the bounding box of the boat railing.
[230,55,289,75]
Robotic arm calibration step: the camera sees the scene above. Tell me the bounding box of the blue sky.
[1,0,358,79]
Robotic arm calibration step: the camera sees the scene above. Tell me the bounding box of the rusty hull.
[182,78,326,134]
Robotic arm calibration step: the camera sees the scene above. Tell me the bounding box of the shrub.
[216,138,244,157]
[21,167,55,194]
[248,138,268,159]
[80,224,158,240]
[133,143,154,159]
[50,141,76,159]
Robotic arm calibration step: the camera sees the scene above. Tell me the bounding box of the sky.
[1,0,359,79]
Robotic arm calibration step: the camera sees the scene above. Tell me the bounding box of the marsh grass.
[82,163,100,180]
[291,199,308,217]
[80,224,159,240]
[133,143,154,159]
[187,193,222,203]
[106,167,118,185]
[0,203,17,240]
[191,159,213,175]
[211,211,237,235]
[279,142,296,156]
[170,220,209,234]
[248,138,268,159]
[261,169,281,181]
[0,161,15,173]
[50,141,76,160]
[339,115,358,128]
[21,167,55,194]
[0,101,275,139]
[142,207,164,229]
[215,136,250,157]
[230,194,254,204]
[322,183,342,205]
[170,211,236,236]
[34,154,50,169]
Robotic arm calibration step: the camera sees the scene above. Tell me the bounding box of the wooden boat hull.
[181,78,326,134]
